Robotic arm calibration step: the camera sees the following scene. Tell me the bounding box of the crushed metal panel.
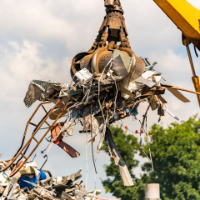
[157,94,168,104]
[75,68,94,84]
[166,87,190,103]
[51,124,80,158]
[119,82,135,100]
[24,81,45,108]
[135,77,156,88]
[112,50,132,73]
[111,55,129,78]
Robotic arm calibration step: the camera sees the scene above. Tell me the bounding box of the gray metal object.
[24,80,69,108]
[105,128,133,186]
[60,109,79,136]
[186,45,196,77]
[75,68,94,84]
[145,184,161,200]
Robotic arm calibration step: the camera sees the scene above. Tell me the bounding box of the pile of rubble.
[0,161,101,200]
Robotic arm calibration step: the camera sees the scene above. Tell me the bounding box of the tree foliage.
[102,116,200,200]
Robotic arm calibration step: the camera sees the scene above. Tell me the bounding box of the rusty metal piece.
[51,122,64,140]
[141,86,165,97]
[88,0,129,53]
[0,100,73,177]
[161,83,200,95]
[71,52,91,78]
[71,0,146,90]
[51,123,80,158]
[104,0,123,13]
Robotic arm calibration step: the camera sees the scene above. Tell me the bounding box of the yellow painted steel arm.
[153,0,200,50]
[153,0,200,107]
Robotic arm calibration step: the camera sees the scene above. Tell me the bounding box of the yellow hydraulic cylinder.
[154,0,200,106]
[186,44,200,107]
[192,76,200,107]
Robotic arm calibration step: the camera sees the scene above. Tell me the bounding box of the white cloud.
[0,40,70,101]
[187,0,200,9]
[0,0,182,54]
[0,40,72,132]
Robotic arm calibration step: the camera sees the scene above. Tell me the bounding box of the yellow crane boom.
[154,0,200,49]
[153,0,200,107]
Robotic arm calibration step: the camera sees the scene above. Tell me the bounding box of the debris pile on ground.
[0,161,101,200]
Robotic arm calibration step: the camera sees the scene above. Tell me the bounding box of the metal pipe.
[9,100,70,177]
[145,184,161,200]
[186,45,196,77]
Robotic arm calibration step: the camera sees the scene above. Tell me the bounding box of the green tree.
[141,115,200,200]
[102,116,200,200]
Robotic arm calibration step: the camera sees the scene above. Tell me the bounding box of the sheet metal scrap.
[105,128,133,186]
[0,161,101,200]
[24,80,69,108]
[22,52,167,186]
[51,123,80,158]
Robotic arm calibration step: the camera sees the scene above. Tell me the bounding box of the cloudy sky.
[0,0,200,199]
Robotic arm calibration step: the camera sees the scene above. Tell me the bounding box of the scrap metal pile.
[23,50,168,185]
[22,46,193,187]
[1,0,200,199]
[0,161,101,200]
